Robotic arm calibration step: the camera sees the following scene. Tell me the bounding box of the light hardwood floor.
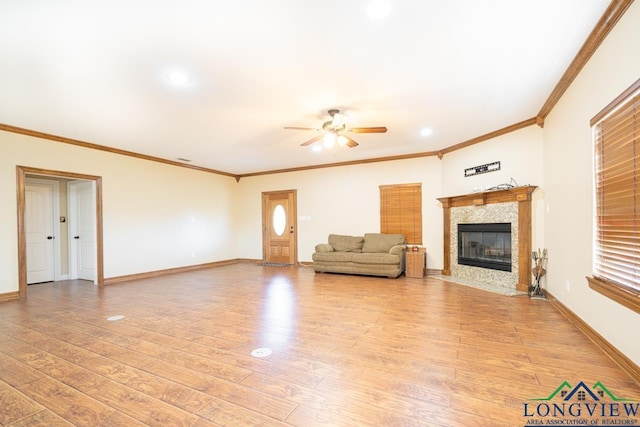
[0,263,638,426]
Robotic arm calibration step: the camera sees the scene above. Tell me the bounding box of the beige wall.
[233,124,545,269]
[440,125,544,196]
[440,125,545,251]
[235,121,545,268]
[0,131,238,294]
[236,157,444,268]
[543,1,640,364]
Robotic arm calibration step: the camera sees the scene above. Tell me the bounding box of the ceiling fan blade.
[344,136,359,148]
[284,126,319,131]
[300,135,324,146]
[347,127,387,133]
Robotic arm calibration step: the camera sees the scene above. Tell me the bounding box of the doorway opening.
[17,166,104,298]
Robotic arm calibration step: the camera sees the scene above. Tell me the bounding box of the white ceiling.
[0,0,611,175]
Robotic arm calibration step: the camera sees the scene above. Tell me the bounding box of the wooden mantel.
[437,186,538,292]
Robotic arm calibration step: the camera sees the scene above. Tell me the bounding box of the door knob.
[74,236,80,239]
[47,236,54,240]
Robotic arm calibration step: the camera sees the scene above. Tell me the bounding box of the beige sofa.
[312,233,407,278]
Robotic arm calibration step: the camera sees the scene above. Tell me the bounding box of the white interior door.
[26,179,57,284]
[69,180,96,282]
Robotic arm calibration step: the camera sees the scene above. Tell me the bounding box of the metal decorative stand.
[529,248,547,300]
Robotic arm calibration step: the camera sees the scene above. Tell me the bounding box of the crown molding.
[537,0,634,121]
[0,123,239,180]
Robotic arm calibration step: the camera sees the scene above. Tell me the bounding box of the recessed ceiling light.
[166,69,191,87]
[420,127,433,137]
[367,0,392,19]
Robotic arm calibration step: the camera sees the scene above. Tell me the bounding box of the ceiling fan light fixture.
[323,132,337,148]
[286,108,386,150]
[331,113,348,128]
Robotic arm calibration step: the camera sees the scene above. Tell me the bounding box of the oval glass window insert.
[273,204,286,236]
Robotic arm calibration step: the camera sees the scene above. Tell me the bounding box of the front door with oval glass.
[262,190,297,265]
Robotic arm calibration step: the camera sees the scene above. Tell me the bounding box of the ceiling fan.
[284,109,387,149]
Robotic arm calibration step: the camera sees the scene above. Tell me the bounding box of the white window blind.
[380,183,422,245]
[593,89,640,292]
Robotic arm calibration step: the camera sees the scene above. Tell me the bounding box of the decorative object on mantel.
[464,161,500,177]
[474,177,521,193]
[529,248,547,300]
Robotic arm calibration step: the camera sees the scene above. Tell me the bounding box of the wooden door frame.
[261,189,298,264]
[17,166,104,298]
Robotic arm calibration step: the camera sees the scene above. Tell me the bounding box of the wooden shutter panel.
[380,183,422,245]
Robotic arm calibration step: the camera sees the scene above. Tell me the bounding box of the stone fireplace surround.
[438,186,537,293]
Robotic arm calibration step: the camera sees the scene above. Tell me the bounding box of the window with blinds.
[591,81,640,311]
[380,183,422,245]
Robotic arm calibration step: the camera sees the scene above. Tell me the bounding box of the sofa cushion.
[315,243,334,253]
[351,253,400,265]
[361,233,406,253]
[328,234,364,252]
[312,251,355,263]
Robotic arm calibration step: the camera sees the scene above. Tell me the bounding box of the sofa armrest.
[389,244,407,256]
[315,243,334,253]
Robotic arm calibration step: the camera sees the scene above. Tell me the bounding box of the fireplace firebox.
[457,223,512,272]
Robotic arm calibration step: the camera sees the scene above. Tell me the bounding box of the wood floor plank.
[157,349,253,383]
[181,342,324,389]
[240,372,329,408]
[0,266,637,426]
[317,374,451,407]
[449,392,524,426]
[0,337,98,388]
[15,376,128,426]
[76,377,221,427]
[143,354,298,421]
[195,398,292,427]
[140,360,291,426]
[286,388,505,427]
[196,375,298,421]
[0,380,44,426]
[81,355,216,414]
[0,352,43,387]
[284,403,429,427]
[5,409,74,427]
[0,330,219,426]
[454,368,549,398]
